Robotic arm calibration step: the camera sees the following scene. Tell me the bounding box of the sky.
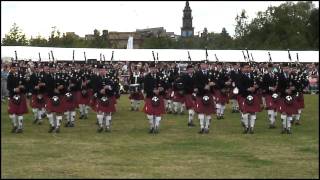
[1,1,319,39]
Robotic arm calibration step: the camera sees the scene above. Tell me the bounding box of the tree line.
[2,1,318,50]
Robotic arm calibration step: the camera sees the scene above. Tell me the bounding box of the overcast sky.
[1,1,319,39]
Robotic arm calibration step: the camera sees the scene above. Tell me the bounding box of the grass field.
[1,94,319,178]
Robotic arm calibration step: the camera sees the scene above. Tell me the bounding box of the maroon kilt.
[172,91,185,103]
[184,94,195,110]
[8,94,28,115]
[194,96,216,115]
[30,94,46,109]
[63,92,77,111]
[96,96,116,113]
[237,94,262,113]
[129,92,144,100]
[277,97,298,115]
[143,97,165,116]
[89,95,98,112]
[46,95,64,113]
[265,94,280,110]
[214,90,229,105]
[295,94,305,109]
[77,89,93,105]
[165,89,173,100]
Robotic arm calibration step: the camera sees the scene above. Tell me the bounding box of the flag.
[215,54,219,62]
[111,51,114,61]
[188,51,191,61]
[288,49,292,62]
[14,50,18,61]
[206,48,208,60]
[38,52,41,62]
[296,53,299,63]
[127,36,134,49]
[84,51,86,61]
[268,52,272,62]
[73,50,75,61]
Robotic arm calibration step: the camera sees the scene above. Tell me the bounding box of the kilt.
[172,91,185,103]
[184,94,195,109]
[96,96,116,113]
[129,92,144,100]
[89,96,98,112]
[277,98,298,115]
[214,90,229,105]
[295,94,305,109]
[46,95,64,113]
[143,97,165,116]
[265,95,280,110]
[237,94,262,113]
[194,96,216,115]
[8,94,28,115]
[165,89,173,100]
[63,92,77,111]
[77,89,93,105]
[30,94,47,109]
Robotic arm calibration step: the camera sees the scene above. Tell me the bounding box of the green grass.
[1,94,319,178]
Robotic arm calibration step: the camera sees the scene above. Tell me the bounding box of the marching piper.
[128,66,144,111]
[7,62,28,133]
[194,60,216,134]
[143,62,166,134]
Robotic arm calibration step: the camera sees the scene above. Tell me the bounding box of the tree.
[2,23,28,46]
[29,35,48,47]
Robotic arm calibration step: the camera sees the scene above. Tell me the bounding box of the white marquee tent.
[1,46,319,63]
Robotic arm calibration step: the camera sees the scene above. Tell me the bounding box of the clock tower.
[181,1,194,37]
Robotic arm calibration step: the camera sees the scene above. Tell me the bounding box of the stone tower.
[181,1,194,37]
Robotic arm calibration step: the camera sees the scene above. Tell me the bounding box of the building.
[136,27,167,38]
[181,1,194,37]
[108,32,143,49]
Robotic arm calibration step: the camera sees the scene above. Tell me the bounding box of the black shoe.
[105,127,111,132]
[198,128,204,134]
[221,116,224,119]
[97,126,103,133]
[269,124,276,129]
[65,122,70,127]
[287,129,292,134]
[295,121,301,126]
[48,126,55,133]
[11,126,17,133]
[37,121,42,125]
[41,114,47,119]
[79,115,84,119]
[281,128,287,134]
[249,127,254,134]
[154,127,159,134]
[69,123,75,127]
[149,128,154,134]
[243,128,249,134]
[33,118,39,124]
[231,110,235,113]
[204,128,209,134]
[55,127,60,133]
[15,128,23,133]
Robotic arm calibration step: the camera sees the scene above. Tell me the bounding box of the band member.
[143,62,166,134]
[291,64,309,125]
[277,63,298,134]
[229,63,240,113]
[214,62,232,120]
[237,62,262,134]
[261,63,280,128]
[63,64,78,127]
[182,64,196,127]
[29,64,47,125]
[94,65,117,133]
[77,66,92,119]
[7,63,28,133]
[194,60,216,134]
[171,74,185,114]
[45,63,65,133]
[128,66,144,111]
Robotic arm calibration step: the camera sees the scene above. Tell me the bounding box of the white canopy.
[1,46,319,62]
